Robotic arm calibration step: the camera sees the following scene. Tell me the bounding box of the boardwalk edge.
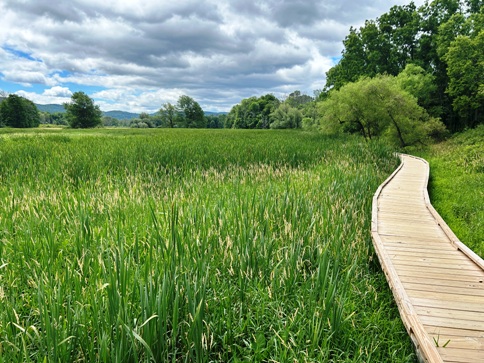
[403,154,484,271]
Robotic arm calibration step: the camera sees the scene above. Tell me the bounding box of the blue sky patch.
[4,46,41,62]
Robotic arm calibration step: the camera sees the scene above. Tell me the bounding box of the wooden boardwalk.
[371,154,484,363]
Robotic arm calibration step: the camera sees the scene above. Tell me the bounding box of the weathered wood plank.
[393,264,484,279]
[414,306,484,323]
[404,282,484,297]
[406,289,484,304]
[394,259,482,272]
[413,298,484,313]
[424,325,484,340]
[400,275,484,289]
[437,348,484,363]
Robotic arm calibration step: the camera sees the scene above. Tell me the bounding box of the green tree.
[324,0,478,130]
[159,102,178,128]
[465,0,484,13]
[0,94,40,128]
[51,112,68,126]
[177,95,205,128]
[64,92,102,128]
[325,27,367,90]
[285,91,313,108]
[102,116,119,127]
[444,30,484,127]
[320,75,446,146]
[438,10,484,128]
[227,94,280,129]
[270,104,302,129]
[325,3,421,91]
[206,114,226,128]
[396,64,440,116]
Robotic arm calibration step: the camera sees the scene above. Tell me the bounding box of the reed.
[0,128,414,362]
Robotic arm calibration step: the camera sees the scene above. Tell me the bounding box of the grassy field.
[415,125,483,258]
[0,128,415,362]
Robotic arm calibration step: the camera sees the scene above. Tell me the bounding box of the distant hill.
[103,110,139,120]
[36,103,139,120]
[36,103,66,113]
[205,111,227,116]
[34,103,226,120]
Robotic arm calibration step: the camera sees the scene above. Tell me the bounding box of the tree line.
[0,90,314,130]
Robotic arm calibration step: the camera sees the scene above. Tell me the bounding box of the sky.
[0,0,426,113]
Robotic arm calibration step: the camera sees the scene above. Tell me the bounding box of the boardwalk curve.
[371,154,484,363]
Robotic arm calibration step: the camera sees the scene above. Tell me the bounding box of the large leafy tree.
[325,3,420,91]
[320,75,446,146]
[396,64,440,117]
[285,90,314,108]
[159,102,178,128]
[176,95,205,128]
[64,92,102,128]
[226,94,280,129]
[0,94,40,128]
[270,104,302,129]
[441,11,484,128]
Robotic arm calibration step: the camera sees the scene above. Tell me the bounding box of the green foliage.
[227,94,280,129]
[270,103,302,129]
[285,90,314,108]
[159,102,178,128]
[40,111,68,126]
[101,116,119,127]
[396,64,440,117]
[177,95,206,128]
[319,75,446,146]
[64,91,102,128]
[416,125,484,257]
[326,3,420,91]
[205,114,226,129]
[0,94,40,128]
[442,12,484,127]
[0,128,415,362]
[325,0,483,132]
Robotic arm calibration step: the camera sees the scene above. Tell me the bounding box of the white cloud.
[43,86,73,97]
[1,0,428,111]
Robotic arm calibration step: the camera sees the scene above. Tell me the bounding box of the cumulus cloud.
[0,0,426,112]
[43,86,73,98]
[15,86,73,105]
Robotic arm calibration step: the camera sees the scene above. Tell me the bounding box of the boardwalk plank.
[400,275,484,289]
[414,306,484,323]
[371,154,484,363]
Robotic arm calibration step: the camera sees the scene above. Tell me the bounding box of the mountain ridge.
[35,103,226,120]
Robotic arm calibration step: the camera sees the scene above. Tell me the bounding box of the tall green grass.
[0,129,414,362]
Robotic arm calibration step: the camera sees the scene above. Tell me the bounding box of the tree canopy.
[319,75,447,146]
[64,92,102,128]
[0,94,40,128]
[226,94,279,129]
[270,104,302,129]
[442,11,484,127]
[324,0,483,131]
[159,102,177,128]
[176,95,206,128]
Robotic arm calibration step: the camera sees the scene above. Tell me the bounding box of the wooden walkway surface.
[371,154,484,363]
